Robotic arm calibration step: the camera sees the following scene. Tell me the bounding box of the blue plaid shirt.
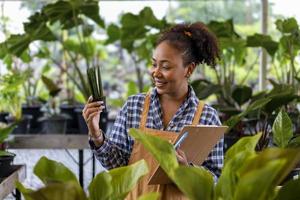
[91,86,224,179]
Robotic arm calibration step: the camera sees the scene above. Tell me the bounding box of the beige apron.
[126,93,204,200]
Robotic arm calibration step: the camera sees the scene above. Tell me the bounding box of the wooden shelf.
[8,134,89,149]
[0,165,26,200]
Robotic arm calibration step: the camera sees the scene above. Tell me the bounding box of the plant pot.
[0,153,15,178]
[75,107,108,134]
[60,104,79,134]
[22,105,43,133]
[0,112,9,123]
[5,114,33,134]
[38,114,70,134]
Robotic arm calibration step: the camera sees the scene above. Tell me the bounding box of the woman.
[83,22,223,199]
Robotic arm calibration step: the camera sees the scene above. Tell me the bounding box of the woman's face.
[151,41,191,96]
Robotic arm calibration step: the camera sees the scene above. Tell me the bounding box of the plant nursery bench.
[0,165,26,200]
[8,134,95,188]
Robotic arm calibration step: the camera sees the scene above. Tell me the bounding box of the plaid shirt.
[91,86,224,179]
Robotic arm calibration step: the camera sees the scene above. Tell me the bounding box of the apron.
[126,92,204,200]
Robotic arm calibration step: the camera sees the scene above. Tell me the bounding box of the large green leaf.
[79,0,105,28]
[88,171,112,200]
[139,7,165,29]
[172,166,214,200]
[129,129,179,174]
[207,19,239,38]
[109,159,149,200]
[27,182,87,200]
[246,33,278,57]
[234,159,285,200]
[239,148,300,185]
[272,110,293,148]
[33,156,78,185]
[225,132,262,163]
[215,133,262,199]
[276,18,299,34]
[191,80,220,100]
[232,85,252,106]
[276,178,300,200]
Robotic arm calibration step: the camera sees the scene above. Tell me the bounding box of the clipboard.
[148,125,227,185]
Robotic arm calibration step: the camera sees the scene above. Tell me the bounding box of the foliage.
[87,65,104,101]
[130,129,300,200]
[105,6,170,92]
[16,156,157,200]
[0,70,31,120]
[0,0,105,101]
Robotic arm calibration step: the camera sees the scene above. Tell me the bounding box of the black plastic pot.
[22,105,43,133]
[60,104,79,134]
[38,114,70,134]
[0,112,9,123]
[0,153,15,178]
[5,114,33,134]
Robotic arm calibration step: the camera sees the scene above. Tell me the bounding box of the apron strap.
[139,92,204,128]
[191,101,204,125]
[139,92,151,129]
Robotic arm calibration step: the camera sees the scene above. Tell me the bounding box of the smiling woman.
[82,22,223,199]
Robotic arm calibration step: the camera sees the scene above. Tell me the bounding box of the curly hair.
[156,22,220,67]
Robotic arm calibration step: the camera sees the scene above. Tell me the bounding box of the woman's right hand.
[82,96,105,141]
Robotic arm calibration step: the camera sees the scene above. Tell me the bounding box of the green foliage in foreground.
[130,129,300,200]
[16,157,158,200]
[16,128,300,200]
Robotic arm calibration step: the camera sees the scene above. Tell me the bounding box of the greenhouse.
[0,0,300,199]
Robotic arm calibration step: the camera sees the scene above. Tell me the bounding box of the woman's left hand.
[176,148,189,166]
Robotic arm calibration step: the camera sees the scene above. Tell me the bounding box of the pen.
[174,132,188,150]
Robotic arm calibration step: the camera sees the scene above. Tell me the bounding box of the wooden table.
[8,134,94,188]
[0,165,26,200]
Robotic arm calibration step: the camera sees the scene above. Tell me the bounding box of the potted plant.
[38,75,70,134]
[0,123,17,179]
[0,70,32,134]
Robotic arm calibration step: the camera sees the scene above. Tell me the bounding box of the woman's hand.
[82,96,105,143]
[176,148,189,166]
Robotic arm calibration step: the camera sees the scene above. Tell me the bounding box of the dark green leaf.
[106,24,121,44]
[246,33,278,57]
[191,80,220,100]
[82,24,94,37]
[287,136,300,148]
[33,156,78,184]
[276,18,299,34]
[80,1,105,28]
[276,178,300,200]
[41,75,61,97]
[272,110,293,148]
[207,19,240,38]
[232,85,252,106]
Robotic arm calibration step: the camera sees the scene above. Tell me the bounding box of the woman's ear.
[185,62,196,78]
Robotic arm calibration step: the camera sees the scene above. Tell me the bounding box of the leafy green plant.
[0,123,17,156]
[0,0,105,101]
[16,156,158,200]
[272,110,300,148]
[130,128,300,200]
